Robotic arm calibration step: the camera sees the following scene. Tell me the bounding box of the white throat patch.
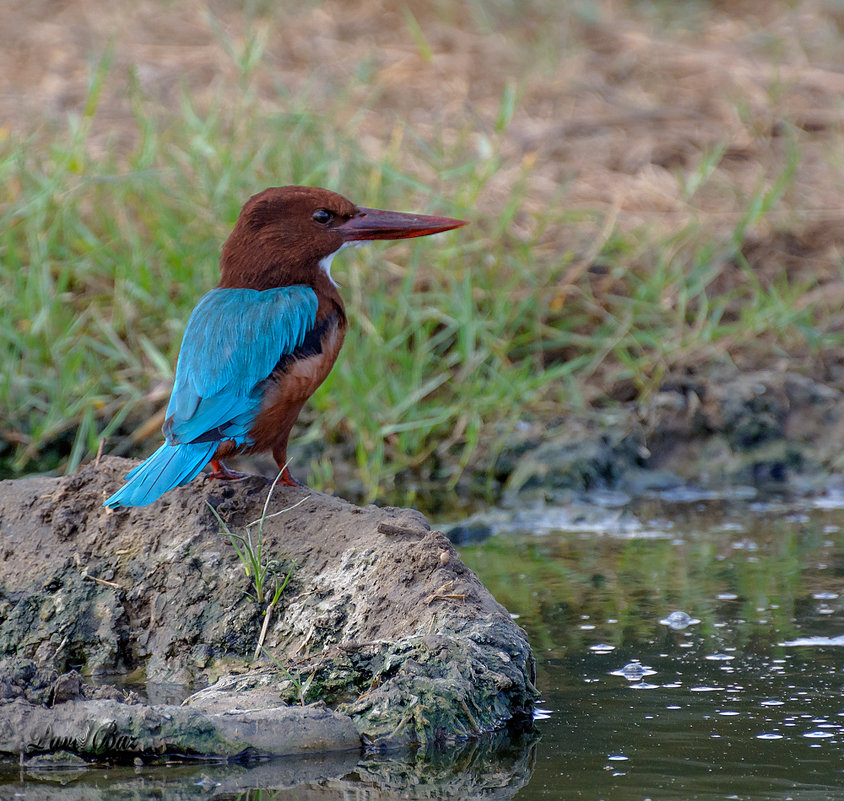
[318,241,372,287]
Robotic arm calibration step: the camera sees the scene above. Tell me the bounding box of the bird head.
[219,186,467,290]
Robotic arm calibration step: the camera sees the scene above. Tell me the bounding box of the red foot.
[206,459,250,481]
[279,465,306,488]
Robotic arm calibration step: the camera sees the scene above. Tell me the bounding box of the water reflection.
[0,731,538,800]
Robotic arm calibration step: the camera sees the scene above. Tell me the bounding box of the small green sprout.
[207,470,308,659]
[260,646,316,707]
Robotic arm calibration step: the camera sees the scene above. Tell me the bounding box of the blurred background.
[2,0,843,508]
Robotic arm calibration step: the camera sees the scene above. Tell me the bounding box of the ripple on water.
[779,635,844,647]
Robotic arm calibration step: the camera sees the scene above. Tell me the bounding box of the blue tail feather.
[104,441,218,508]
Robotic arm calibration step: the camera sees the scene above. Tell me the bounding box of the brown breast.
[245,302,347,455]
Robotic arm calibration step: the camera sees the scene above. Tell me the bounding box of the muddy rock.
[495,370,844,500]
[0,458,535,757]
[0,692,360,759]
[500,414,645,496]
[644,370,844,486]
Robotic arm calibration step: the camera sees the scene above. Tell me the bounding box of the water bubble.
[761,700,784,706]
[803,731,834,739]
[757,733,784,740]
[660,610,701,630]
[706,653,735,661]
[717,593,738,600]
[611,660,657,682]
[589,643,616,653]
[607,754,629,761]
[533,707,553,721]
[812,592,839,600]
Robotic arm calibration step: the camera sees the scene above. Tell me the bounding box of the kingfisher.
[104,186,466,508]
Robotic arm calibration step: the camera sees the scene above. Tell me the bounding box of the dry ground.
[5,0,843,344]
[4,1,842,231]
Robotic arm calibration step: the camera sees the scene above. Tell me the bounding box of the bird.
[104,186,466,508]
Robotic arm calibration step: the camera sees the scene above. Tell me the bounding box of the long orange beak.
[337,207,468,241]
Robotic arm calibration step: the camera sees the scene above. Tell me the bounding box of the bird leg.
[273,441,305,487]
[279,464,304,487]
[206,459,249,481]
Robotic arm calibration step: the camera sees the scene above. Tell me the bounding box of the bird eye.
[312,209,333,225]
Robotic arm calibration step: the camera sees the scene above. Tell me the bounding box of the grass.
[207,471,301,659]
[1,1,843,507]
[260,646,316,707]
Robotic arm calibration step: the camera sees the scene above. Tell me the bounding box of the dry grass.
[5,1,842,223]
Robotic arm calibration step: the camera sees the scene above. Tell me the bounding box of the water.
[2,492,842,799]
[457,492,844,800]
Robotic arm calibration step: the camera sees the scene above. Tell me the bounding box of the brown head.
[219,186,467,290]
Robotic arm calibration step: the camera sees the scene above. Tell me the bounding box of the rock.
[502,416,645,496]
[0,458,535,757]
[485,371,844,502]
[49,669,83,704]
[646,370,844,485]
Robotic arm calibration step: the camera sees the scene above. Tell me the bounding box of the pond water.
[1,489,842,799]
[457,490,844,800]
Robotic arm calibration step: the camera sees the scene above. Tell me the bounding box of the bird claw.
[206,460,250,481]
[279,465,306,488]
